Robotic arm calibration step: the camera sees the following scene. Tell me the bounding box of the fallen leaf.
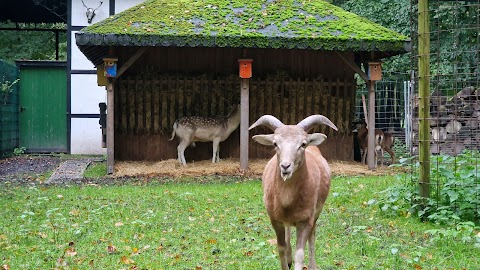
[121,256,135,264]
[414,264,422,270]
[244,251,254,256]
[206,239,217,244]
[115,221,124,227]
[56,257,66,267]
[195,266,203,270]
[267,239,277,246]
[107,245,118,254]
[65,247,77,257]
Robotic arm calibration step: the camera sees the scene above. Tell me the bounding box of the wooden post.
[367,81,376,170]
[240,78,249,172]
[106,77,115,174]
[418,0,430,207]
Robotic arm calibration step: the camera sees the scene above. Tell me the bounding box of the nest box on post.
[238,59,253,79]
[104,58,118,78]
[368,61,382,81]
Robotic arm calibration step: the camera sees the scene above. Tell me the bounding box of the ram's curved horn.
[249,115,284,131]
[297,115,338,132]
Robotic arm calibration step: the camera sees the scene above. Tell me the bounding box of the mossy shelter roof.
[76,0,411,66]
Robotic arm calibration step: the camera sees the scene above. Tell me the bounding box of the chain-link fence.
[0,60,19,157]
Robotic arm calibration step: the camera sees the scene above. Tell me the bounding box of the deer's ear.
[307,133,327,146]
[252,134,275,146]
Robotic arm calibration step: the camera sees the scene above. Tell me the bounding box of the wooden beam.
[240,78,249,172]
[116,47,147,78]
[106,77,115,174]
[335,51,369,82]
[418,0,431,206]
[367,81,376,170]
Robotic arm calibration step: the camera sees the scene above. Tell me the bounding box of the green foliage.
[333,0,411,73]
[12,147,26,156]
[379,150,480,226]
[0,22,67,64]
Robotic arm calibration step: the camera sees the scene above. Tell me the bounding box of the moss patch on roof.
[79,0,409,50]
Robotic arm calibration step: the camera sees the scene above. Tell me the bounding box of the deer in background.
[169,105,240,166]
[356,122,396,166]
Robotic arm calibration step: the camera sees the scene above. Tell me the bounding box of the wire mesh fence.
[0,60,19,158]
[410,0,480,224]
[354,72,411,164]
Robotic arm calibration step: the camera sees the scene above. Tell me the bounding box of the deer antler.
[94,1,103,11]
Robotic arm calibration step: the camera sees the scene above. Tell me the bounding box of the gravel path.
[45,159,92,184]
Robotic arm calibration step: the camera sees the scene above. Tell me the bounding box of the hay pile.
[114,159,398,178]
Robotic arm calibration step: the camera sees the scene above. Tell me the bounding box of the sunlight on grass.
[0,176,478,269]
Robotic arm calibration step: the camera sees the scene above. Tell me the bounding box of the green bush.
[379,150,480,226]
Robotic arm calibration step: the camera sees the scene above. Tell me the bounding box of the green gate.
[0,60,19,157]
[18,61,67,153]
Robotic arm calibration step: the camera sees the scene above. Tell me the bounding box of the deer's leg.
[212,139,221,163]
[361,148,367,164]
[177,140,190,166]
[294,221,313,270]
[272,220,290,270]
[380,148,385,166]
[386,148,395,164]
[307,224,317,270]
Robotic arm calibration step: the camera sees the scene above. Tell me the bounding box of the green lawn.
[0,175,478,269]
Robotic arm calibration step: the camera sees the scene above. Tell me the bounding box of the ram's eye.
[301,142,307,148]
[273,142,277,147]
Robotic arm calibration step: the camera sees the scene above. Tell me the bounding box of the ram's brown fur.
[250,115,337,270]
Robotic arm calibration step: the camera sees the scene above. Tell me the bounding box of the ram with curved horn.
[249,114,337,270]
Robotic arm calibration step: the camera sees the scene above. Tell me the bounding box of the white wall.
[71,75,105,114]
[115,0,146,13]
[71,118,107,154]
[71,31,96,70]
[70,0,145,154]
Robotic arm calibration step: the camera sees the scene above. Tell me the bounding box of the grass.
[0,175,478,269]
[83,162,107,179]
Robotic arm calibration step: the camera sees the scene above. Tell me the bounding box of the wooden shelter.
[75,0,410,173]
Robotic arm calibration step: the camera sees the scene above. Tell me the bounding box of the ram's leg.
[294,222,313,270]
[307,224,317,270]
[285,226,292,268]
[272,221,290,270]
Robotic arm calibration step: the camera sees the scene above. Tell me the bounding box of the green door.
[19,62,67,153]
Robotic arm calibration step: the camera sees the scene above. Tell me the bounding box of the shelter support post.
[367,81,376,170]
[418,0,430,208]
[106,77,114,174]
[240,78,249,172]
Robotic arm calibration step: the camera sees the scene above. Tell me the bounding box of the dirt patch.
[114,158,399,178]
[0,155,63,183]
[0,155,401,186]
